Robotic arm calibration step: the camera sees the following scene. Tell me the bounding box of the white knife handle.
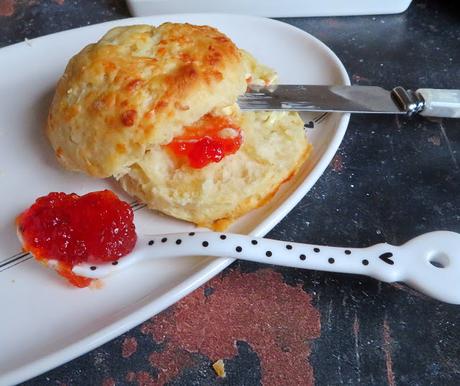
[417,88,460,118]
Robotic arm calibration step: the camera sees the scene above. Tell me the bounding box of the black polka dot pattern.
[81,233,384,279]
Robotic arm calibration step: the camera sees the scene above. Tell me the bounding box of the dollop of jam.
[166,114,242,168]
[17,190,137,287]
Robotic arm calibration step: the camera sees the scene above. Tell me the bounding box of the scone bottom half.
[46,23,312,230]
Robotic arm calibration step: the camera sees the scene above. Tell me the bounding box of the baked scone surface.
[47,23,311,230]
[47,23,246,177]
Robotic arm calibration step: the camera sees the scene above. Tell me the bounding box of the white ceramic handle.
[73,231,460,304]
[417,88,460,118]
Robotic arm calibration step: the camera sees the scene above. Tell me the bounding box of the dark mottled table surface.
[1,0,460,385]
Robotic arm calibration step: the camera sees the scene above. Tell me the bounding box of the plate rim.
[0,13,350,385]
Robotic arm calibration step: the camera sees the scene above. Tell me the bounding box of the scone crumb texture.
[212,359,226,378]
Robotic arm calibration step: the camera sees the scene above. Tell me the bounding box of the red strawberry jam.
[166,114,242,168]
[17,190,137,287]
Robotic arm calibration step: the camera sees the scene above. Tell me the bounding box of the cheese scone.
[47,23,311,230]
[47,23,247,177]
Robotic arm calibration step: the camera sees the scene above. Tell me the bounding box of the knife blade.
[237,85,460,118]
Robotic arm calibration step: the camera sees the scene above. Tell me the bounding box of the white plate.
[0,14,349,385]
[127,0,412,17]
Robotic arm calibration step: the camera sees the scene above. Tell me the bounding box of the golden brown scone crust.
[47,23,312,230]
[47,23,246,177]
[118,110,311,230]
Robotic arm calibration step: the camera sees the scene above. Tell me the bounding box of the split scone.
[46,23,312,230]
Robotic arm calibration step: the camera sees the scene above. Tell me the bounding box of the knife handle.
[417,88,460,118]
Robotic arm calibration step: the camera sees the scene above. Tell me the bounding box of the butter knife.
[238,85,460,118]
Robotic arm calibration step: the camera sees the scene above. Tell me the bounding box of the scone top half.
[47,23,247,178]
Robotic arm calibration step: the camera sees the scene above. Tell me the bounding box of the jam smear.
[17,190,137,287]
[166,114,242,168]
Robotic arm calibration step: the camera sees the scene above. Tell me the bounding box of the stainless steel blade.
[238,85,406,114]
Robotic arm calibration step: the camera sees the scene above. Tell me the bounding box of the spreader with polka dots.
[72,230,460,305]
